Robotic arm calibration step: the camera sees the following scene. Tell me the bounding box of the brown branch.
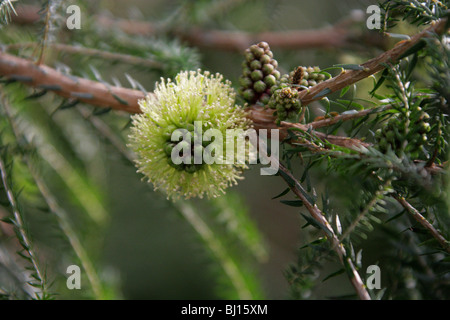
[12,4,385,51]
[6,42,163,69]
[258,142,371,299]
[393,195,450,254]
[281,121,371,150]
[307,105,394,129]
[0,18,447,151]
[0,51,145,113]
[298,18,449,107]
[246,105,370,151]
[176,25,373,52]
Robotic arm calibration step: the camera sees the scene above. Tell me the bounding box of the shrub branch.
[393,195,450,254]
[13,4,385,51]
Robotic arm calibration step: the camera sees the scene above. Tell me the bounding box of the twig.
[0,51,144,113]
[76,105,136,162]
[281,121,371,151]
[258,140,370,299]
[393,195,450,254]
[306,105,394,129]
[6,42,163,69]
[297,19,448,107]
[1,91,105,299]
[0,147,47,298]
[12,4,385,51]
[0,18,446,113]
[174,201,255,299]
[246,106,370,151]
[340,180,392,242]
[0,18,447,151]
[35,1,51,65]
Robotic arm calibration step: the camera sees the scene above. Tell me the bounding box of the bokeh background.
[0,0,402,300]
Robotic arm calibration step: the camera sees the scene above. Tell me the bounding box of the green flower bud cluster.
[162,123,210,173]
[289,66,326,89]
[375,107,431,157]
[267,85,302,125]
[265,65,327,125]
[239,42,281,105]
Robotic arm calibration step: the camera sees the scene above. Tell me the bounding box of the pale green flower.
[128,70,252,200]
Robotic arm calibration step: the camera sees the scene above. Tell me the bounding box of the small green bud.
[259,41,269,50]
[260,54,271,64]
[278,110,287,119]
[421,122,431,133]
[375,128,382,138]
[250,45,264,58]
[239,76,253,88]
[268,99,276,109]
[260,93,270,105]
[254,80,267,93]
[245,51,254,62]
[271,60,278,69]
[250,60,262,70]
[262,63,274,75]
[264,74,277,87]
[243,89,256,102]
[251,70,264,81]
[272,70,281,79]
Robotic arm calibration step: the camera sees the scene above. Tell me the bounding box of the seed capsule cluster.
[266,66,327,125]
[289,66,326,89]
[162,123,210,173]
[239,42,280,105]
[375,107,431,157]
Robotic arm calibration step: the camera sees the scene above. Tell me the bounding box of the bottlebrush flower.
[128,70,252,200]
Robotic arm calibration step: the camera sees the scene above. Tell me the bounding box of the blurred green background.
[0,0,391,300]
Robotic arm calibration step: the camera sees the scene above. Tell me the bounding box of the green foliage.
[0,0,17,26]
[0,0,449,300]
